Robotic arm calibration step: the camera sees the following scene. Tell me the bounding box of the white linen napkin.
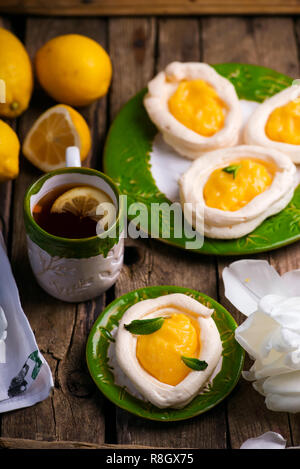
[0,231,53,412]
[0,305,7,363]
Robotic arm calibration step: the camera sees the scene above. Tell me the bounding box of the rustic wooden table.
[0,13,300,450]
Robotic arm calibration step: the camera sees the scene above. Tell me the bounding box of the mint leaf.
[181,356,208,371]
[124,317,165,335]
[222,164,241,179]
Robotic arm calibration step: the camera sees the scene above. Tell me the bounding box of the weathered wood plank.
[253,16,299,79]
[1,17,108,444]
[202,16,259,65]
[109,17,156,121]
[2,0,300,16]
[0,436,157,449]
[202,16,294,448]
[157,18,200,68]
[0,180,12,243]
[110,16,227,449]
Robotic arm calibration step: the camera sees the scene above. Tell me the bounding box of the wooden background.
[1,0,300,15]
[0,13,300,449]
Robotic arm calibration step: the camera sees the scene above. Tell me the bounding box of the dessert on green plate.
[104,63,300,256]
[86,285,244,421]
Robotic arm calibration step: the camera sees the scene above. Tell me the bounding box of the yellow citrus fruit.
[51,186,112,222]
[0,120,20,181]
[22,104,91,172]
[35,34,112,107]
[0,27,33,118]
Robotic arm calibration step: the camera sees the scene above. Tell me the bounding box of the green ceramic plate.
[86,285,244,421]
[104,63,300,255]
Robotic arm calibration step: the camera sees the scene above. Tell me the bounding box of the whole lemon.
[0,120,20,181]
[0,28,33,118]
[35,34,112,107]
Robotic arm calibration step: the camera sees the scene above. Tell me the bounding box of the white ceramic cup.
[24,148,124,302]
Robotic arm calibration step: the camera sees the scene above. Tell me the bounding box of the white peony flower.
[223,259,300,413]
[0,306,7,364]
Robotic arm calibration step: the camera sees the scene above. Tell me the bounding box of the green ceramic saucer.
[86,285,244,421]
[104,63,300,255]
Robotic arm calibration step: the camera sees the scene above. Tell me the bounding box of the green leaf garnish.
[99,327,115,343]
[124,317,165,335]
[222,164,241,179]
[181,356,208,371]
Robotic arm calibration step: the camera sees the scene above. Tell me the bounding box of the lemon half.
[22,104,91,172]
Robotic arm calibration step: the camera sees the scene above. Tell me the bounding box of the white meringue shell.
[144,62,242,160]
[244,84,300,163]
[179,145,298,239]
[115,293,222,409]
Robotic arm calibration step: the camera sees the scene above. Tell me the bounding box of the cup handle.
[66,146,81,168]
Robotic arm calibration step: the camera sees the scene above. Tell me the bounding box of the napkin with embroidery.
[0,232,53,413]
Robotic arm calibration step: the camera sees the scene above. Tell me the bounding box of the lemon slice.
[22,104,91,172]
[51,186,115,228]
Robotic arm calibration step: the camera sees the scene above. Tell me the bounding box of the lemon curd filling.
[204,159,275,212]
[136,313,200,386]
[168,79,226,137]
[266,98,300,145]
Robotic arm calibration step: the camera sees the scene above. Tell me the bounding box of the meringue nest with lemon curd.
[179,145,298,240]
[244,83,300,164]
[115,293,222,409]
[144,62,242,160]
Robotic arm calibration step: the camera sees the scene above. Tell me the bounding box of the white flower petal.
[269,297,300,332]
[262,327,300,356]
[284,349,300,368]
[280,328,300,350]
[262,371,300,394]
[281,269,300,296]
[259,295,286,314]
[223,260,285,317]
[250,353,297,380]
[235,310,278,359]
[242,363,257,381]
[240,432,286,449]
[265,393,300,413]
[252,378,267,396]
